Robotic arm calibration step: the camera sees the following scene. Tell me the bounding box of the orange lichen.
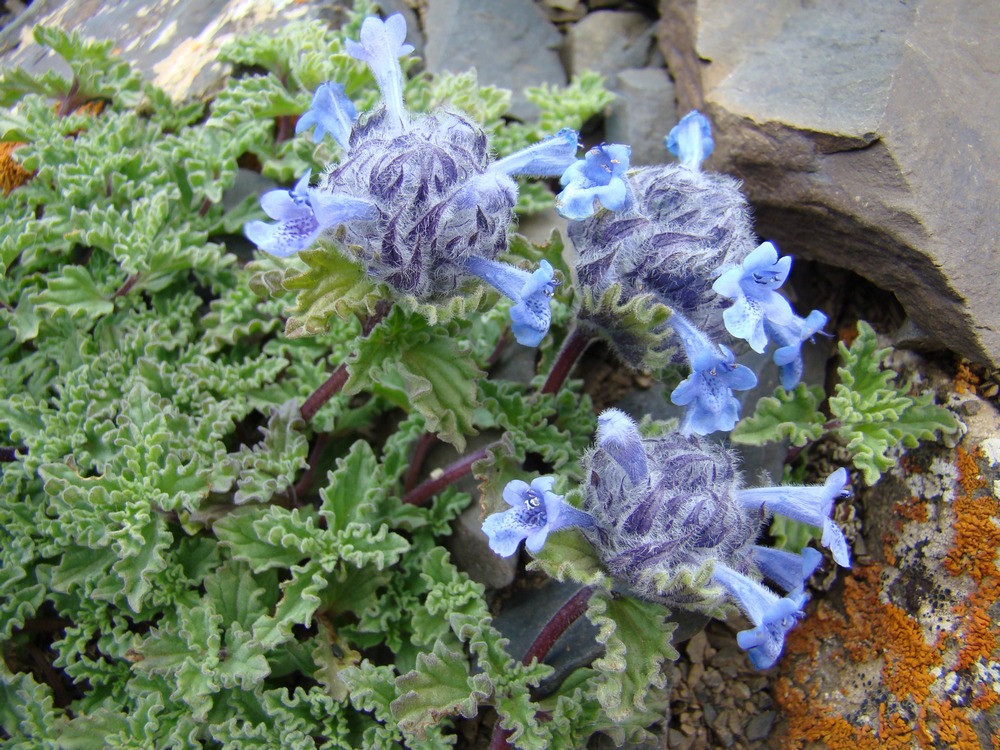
[893,494,928,523]
[0,141,32,195]
[953,361,980,396]
[946,447,999,583]
[777,436,1000,749]
[924,697,984,748]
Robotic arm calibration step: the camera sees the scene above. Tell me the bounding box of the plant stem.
[488,586,596,750]
[403,432,439,493]
[113,273,140,299]
[299,306,390,425]
[401,445,492,506]
[540,325,595,395]
[300,364,349,425]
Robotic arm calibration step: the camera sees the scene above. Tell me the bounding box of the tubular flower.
[463,258,559,346]
[765,309,828,390]
[712,241,795,353]
[244,170,375,257]
[711,563,807,670]
[245,14,580,342]
[666,110,714,171]
[481,477,596,557]
[736,468,852,568]
[669,312,757,436]
[556,143,632,220]
[295,82,357,149]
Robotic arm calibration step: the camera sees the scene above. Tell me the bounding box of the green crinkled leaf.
[34,265,115,321]
[318,439,381,532]
[731,383,827,447]
[406,69,510,127]
[527,523,610,588]
[392,640,488,738]
[213,506,315,572]
[769,515,820,553]
[890,392,960,447]
[347,306,482,450]
[578,283,675,370]
[0,26,143,108]
[831,321,959,485]
[252,561,327,650]
[233,400,308,505]
[203,560,273,628]
[587,593,676,723]
[282,238,387,337]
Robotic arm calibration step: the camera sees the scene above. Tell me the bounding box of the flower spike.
[668,312,757,435]
[666,110,714,171]
[482,477,596,557]
[736,468,852,568]
[712,241,795,352]
[463,257,559,347]
[712,563,807,669]
[346,14,414,132]
[295,82,358,150]
[556,143,632,220]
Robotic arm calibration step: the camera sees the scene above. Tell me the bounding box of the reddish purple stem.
[300,364,349,425]
[488,586,596,749]
[540,325,595,395]
[401,446,491,506]
[403,432,440,493]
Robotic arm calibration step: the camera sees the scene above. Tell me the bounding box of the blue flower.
[766,309,828,390]
[736,468,852,568]
[463,257,559,346]
[490,128,579,177]
[712,562,807,669]
[668,312,757,435]
[345,13,414,131]
[244,170,375,257]
[596,408,648,484]
[482,477,596,557]
[750,545,823,596]
[295,82,358,150]
[666,110,714,171]
[556,143,631,220]
[712,241,795,353]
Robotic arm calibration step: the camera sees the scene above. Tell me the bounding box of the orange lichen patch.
[73,100,106,118]
[954,361,980,396]
[893,493,928,523]
[946,447,1000,583]
[953,580,999,672]
[923,697,984,748]
[0,141,33,195]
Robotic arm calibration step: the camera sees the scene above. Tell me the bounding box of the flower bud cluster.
[482,409,851,669]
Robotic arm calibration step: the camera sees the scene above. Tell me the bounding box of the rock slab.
[659,0,1000,366]
[422,0,567,121]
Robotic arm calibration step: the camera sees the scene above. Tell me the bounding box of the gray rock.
[605,67,676,166]
[447,501,518,589]
[0,0,344,102]
[563,10,655,80]
[422,0,566,121]
[658,0,1000,366]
